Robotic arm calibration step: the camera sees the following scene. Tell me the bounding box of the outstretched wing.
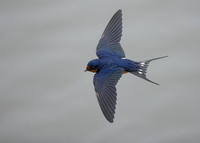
[96,9,125,59]
[93,67,124,123]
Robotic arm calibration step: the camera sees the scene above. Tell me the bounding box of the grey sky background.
[1,0,200,143]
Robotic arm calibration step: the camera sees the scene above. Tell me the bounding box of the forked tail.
[131,56,168,85]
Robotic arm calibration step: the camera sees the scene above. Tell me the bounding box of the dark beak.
[84,69,88,72]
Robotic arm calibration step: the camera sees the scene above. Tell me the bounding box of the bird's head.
[85,59,99,73]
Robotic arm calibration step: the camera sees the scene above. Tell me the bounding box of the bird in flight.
[85,9,167,123]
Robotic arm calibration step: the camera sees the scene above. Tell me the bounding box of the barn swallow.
[85,9,167,123]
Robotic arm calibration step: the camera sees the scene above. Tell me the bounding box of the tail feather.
[131,56,168,85]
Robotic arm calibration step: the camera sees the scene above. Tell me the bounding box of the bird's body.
[88,57,139,73]
[85,9,167,123]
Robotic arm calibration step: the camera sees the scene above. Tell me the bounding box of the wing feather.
[93,67,123,122]
[96,10,125,58]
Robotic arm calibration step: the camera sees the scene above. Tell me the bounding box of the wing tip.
[116,9,122,17]
[108,119,114,123]
[105,115,114,123]
[118,9,122,12]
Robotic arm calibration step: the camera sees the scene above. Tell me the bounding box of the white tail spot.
[138,71,143,74]
[140,62,145,66]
